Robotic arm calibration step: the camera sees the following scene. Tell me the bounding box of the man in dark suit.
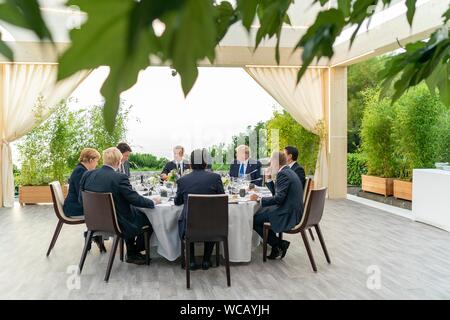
[174,149,225,270]
[117,142,132,177]
[229,145,262,186]
[161,145,190,180]
[284,146,306,188]
[79,147,161,265]
[250,151,304,260]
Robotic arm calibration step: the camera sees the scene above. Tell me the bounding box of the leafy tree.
[393,86,449,180]
[1,1,449,131]
[347,56,387,152]
[360,88,399,178]
[266,110,320,175]
[129,153,169,171]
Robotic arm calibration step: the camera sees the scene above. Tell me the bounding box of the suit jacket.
[79,165,154,239]
[118,160,131,177]
[261,166,304,233]
[161,160,190,175]
[290,162,306,188]
[63,163,87,217]
[229,159,262,186]
[174,169,225,238]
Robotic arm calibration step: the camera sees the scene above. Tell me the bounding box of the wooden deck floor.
[1,199,449,299]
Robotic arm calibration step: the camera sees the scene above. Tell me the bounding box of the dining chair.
[47,181,85,257]
[276,177,314,244]
[79,191,151,282]
[181,194,230,289]
[303,177,315,241]
[262,188,331,272]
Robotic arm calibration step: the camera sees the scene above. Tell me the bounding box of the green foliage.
[360,85,450,180]
[17,101,129,186]
[347,153,367,186]
[83,104,130,164]
[360,88,399,178]
[129,153,169,171]
[393,86,449,180]
[3,1,450,131]
[347,56,387,152]
[266,109,320,175]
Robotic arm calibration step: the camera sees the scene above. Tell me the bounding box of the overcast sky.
[68,66,277,160]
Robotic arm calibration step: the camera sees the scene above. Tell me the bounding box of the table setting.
[133,173,272,262]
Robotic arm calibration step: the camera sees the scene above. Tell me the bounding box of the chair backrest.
[303,177,312,202]
[81,191,121,235]
[299,187,327,229]
[49,181,69,222]
[186,194,229,241]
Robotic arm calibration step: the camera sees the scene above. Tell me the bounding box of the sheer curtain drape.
[0,63,89,207]
[245,67,328,189]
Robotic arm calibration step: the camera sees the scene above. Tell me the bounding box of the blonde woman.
[63,148,100,217]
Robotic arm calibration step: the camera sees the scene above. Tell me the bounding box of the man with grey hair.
[229,144,262,186]
[250,151,304,259]
[79,147,161,265]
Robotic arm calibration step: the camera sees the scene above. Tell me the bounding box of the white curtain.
[245,67,328,189]
[0,63,89,207]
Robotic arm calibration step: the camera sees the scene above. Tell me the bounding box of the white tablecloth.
[137,201,261,262]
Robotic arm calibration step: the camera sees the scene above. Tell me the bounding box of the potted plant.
[360,89,398,197]
[16,101,131,205]
[392,86,446,201]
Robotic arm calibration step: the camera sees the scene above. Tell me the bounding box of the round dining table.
[137,197,263,263]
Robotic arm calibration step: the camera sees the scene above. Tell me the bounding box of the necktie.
[239,163,245,177]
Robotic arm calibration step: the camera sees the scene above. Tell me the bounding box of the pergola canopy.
[0,0,448,66]
[1,0,449,207]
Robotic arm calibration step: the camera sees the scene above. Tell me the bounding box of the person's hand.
[160,173,168,181]
[249,193,259,202]
[151,195,162,205]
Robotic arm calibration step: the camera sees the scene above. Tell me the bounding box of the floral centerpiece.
[221,176,230,187]
[167,169,180,183]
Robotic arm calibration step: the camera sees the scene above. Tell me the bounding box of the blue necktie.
[239,163,245,177]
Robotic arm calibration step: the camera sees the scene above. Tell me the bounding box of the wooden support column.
[327,67,347,199]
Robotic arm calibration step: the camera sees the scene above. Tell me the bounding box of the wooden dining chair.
[47,181,85,257]
[79,191,151,282]
[303,177,315,241]
[263,188,331,272]
[181,194,230,289]
[276,177,314,244]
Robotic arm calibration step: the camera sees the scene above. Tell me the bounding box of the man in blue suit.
[250,151,304,260]
[229,145,262,186]
[175,149,225,270]
[79,147,161,265]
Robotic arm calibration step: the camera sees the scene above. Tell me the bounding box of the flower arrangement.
[221,176,230,187]
[167,169,180,183]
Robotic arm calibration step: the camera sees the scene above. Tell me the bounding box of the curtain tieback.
[0,139,9,146]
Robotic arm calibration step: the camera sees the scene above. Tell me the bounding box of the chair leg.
[104,235,119,282]
[119,237,124,262]
[308,228,315,241]
[223,239,231,287]
[263,224,269,262]
[46,220,63,257]
[215,242,220,267]
[315,225,331,264]
[79,230,94,274]
[301,230,317,272]
[278,232,283,241]
[181,240,185,269]
[144,230,150,266]
[186,240,191,289]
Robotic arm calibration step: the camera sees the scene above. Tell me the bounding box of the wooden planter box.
[393,179,412,201]
[19,185,68,205]
[361,175,394,197]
